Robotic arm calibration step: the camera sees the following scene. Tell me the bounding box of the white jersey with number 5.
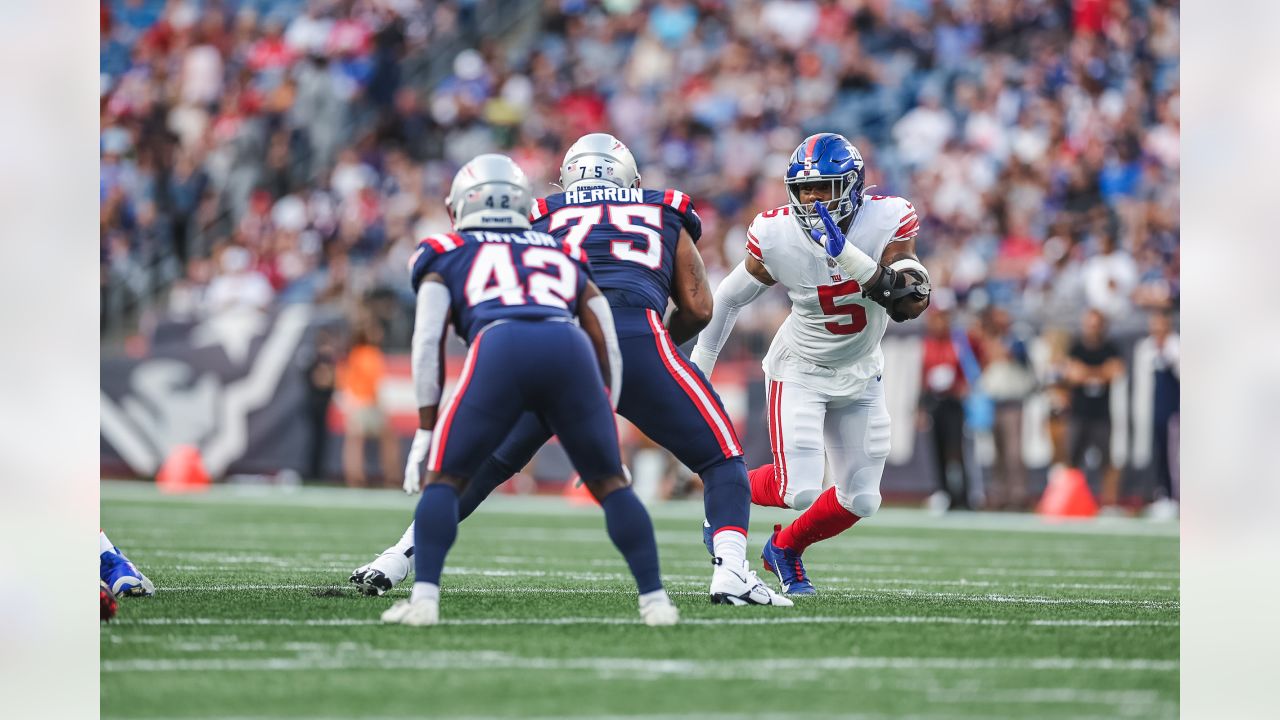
[745,195,918,395]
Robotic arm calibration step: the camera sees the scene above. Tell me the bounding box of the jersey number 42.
[465,245,578,309]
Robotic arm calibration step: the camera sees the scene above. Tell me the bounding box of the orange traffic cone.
[562,475,598,506]
[1036,466,1098,519]
[156,445,211,494]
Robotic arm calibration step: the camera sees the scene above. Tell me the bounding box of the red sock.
[748,464,787,507]
[774,487,859,554]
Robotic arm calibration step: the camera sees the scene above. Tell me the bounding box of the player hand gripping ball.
[812,201,928,322]
[403,429,432,495]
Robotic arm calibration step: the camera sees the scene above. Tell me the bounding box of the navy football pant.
[416,319,667,590]
[426,319,621,483]
[456,308,751,539]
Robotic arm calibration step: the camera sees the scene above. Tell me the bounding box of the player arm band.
[888,258,930,286]
[411,281,452,408]
[690,262,769,376]
[585,294,623,409]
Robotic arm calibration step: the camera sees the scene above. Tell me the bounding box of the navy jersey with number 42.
[408,229,592,343]
[529,186,701,314]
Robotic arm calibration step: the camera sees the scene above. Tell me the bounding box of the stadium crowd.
[100,0,1179,508]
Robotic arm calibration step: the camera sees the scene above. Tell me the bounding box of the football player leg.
[758,379,829,595]
[537,321,677,626]
[350,414,552,596]
[618,309,790,607]
[382,330,526,626]
[100,529,154,598]
[765,380,889,596]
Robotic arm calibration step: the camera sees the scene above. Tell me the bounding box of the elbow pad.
[411,282,452,408]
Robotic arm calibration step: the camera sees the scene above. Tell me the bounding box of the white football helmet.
[446,154,533,230]
[559,133,641,191]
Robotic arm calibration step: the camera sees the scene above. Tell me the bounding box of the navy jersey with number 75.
[408,229,592,343]
[528,186,701,314]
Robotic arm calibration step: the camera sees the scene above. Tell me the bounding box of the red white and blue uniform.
[455,186,747,538]
[409,227,622,483]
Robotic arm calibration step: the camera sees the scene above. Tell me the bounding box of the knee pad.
[790,488,822,511]
[844,491,881,518]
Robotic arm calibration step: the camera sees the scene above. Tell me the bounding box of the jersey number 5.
[465,245,578,309]
[817,279,867,335]
[547,204,663,269]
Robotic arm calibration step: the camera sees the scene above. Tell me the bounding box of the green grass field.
[101,480,1179,719]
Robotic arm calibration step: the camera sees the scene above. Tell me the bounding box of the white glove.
[403,429,433,495]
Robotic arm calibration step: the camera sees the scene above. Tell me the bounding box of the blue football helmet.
[784,133,865,236]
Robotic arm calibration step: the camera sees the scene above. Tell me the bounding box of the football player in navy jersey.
[354,135,790,608]
[379,154,678,627]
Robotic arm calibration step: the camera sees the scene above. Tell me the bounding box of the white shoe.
[638,593,680,626]
[926,490,951,515]
[380,598,439,626]
[709,557,794,607]
[1144,498,1179,521]
[349,550,411,596]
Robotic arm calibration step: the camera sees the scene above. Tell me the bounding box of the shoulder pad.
[864,195,919,241]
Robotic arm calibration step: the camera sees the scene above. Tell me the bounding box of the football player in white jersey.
[691,133,930,595]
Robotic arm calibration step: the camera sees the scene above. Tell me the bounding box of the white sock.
[392,522,415,555]
[410,581,439,604]
[638,588,670,607]
[712,529,747,566]
[99,530,115,554]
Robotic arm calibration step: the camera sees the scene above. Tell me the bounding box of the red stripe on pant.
[645,311,741,458]
[426,333,484,472]
[769,380,789,501]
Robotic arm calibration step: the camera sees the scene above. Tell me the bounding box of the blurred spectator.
[1038,327,1075,469]
[1065,309,1125,511]
[304,329,339,481]
[1082,234,1139,322]
[976,307,1035,511]
[98,1,1181,342]
[919,304,970,513]
[205,246,274,314]
[1140,310,1179,520]
[337,323,398,488]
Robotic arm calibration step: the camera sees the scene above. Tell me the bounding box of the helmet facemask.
[786,173,859,236]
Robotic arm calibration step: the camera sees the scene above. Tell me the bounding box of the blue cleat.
[100,545,155,598]
[702,520,714,556]
[760,524,816,596]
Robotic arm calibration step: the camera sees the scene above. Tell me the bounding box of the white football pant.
[763,374,890,518]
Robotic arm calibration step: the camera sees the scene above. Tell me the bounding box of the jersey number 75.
[547,205,664,269]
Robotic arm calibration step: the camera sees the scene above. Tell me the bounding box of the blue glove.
[811,201,845,259]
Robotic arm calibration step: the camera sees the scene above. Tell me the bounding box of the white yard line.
[113,615,1177,629]
[100,651,1179,675]
[143,566,1176,593]
[149,583,1178,608]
